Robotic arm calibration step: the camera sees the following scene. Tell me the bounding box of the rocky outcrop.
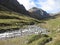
[0,0,29,15]
[29,7,50,19]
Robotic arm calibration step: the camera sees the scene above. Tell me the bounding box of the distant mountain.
[0,0,51,20]
[29,7,50,19]
[0,0,29,15]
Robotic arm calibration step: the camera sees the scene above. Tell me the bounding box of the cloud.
[39,0,60,13]
[17,0,36,10]
[17,0,60,13]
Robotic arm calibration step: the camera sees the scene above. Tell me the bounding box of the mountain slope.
[0,0,29,15]
[0,5,40,32]
[29,7,50,19]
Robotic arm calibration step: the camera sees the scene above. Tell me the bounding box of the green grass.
[38,15,60,31]
[0,34,52,45]
[0,10,60,45]
[0,10,41,30]
[27,34,41,44]
[37,14,60,45]
[45,34,60,45]
[0,11,60,45]
[27,34,52,45]
[0,37,28,45]
[0,13,60,45]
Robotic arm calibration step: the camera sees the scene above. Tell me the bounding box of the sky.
[17,0,60,13]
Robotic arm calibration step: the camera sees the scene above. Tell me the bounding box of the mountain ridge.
[0,0,29,15]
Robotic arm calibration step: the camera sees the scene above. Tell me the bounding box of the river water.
[0,25,48,40]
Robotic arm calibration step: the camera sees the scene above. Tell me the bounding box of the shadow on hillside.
[0,28,19,33]
[40,15,57,21]
[36,15,59,24]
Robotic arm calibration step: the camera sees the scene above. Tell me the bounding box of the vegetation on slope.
[37,14,60,45]
[0,10,40,32]
[0,3,60,45]
[0,10,60,45]
[0,34,52,45]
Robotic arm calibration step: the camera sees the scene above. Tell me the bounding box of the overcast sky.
[17,0,60,13]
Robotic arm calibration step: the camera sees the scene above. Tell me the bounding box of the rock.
[29,7,50,19]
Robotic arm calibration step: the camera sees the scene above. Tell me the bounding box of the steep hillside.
[0,0,29,15]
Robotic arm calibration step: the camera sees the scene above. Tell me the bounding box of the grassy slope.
[0,11,40,30]
[0,34,51,45]
[0,5,45,45]
[25,14,60,45]
[38,14,60,45]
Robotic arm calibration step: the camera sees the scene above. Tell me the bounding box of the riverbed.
[0,25,48,40]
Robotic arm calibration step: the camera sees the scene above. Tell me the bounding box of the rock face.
[0,0,29,15]
[29,7,50,19]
